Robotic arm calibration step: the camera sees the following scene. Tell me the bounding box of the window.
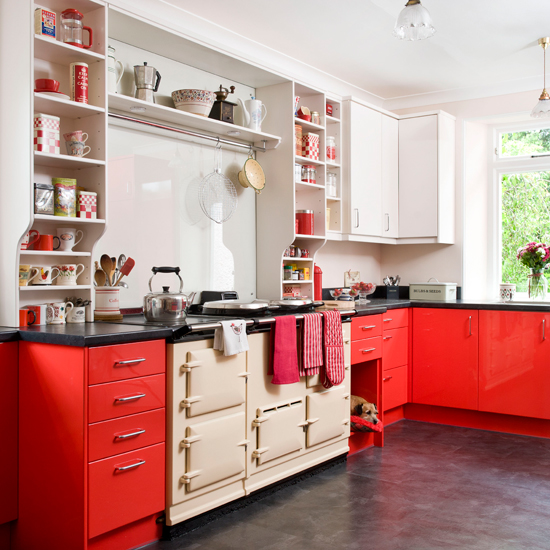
[496,125,550,297]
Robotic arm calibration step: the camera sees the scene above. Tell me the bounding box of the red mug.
[19,309,36,327]
[35,78,60,92]
[21,230,40,250]
[32,234,60,251]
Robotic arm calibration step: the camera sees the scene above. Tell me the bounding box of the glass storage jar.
[326,136,336,161]
[326,172,337,197]
[301,165,317,184]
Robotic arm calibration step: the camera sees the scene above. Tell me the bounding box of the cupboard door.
[381,115,399,238]
[88,443,165,539]
[399,115,438,238]
[254,399,305,465]
[381,308,408,330]
[479,311,550,419]
[382,366,408,411]
[181,348,247,417]
[183,412,246,493]
[306,387,347,447]
[351,315,382,340]
[382,327,408,371]
[351,336,382,365]
[412,309,479,410]
[349,102,382,236]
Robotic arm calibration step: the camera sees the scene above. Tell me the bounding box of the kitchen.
[2,1,550,549]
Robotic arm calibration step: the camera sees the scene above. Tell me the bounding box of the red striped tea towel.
[268,315,300,385]
[299,313,323,376]
[321,310,345,388]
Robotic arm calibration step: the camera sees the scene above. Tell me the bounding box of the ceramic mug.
[55,263,84,286]
[63,131,88,142]
[19,309,36,327]
[21,230,40,250]
[28,266,61,285]
[56,228,84,251]
[66,306,85,324]
[46,301,74,325]
[33,234,60,251]
[65,140,91,157]
[26,304,48,325]
[499,283,516,302]
[19,265,32,286]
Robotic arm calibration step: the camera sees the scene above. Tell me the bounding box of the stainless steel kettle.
[134,62,161,103]
[143,267,195,324]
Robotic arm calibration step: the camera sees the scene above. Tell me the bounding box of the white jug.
[238,97,267,132]
[108,45,124,94]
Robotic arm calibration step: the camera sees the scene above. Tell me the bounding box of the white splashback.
[98,125,256,308]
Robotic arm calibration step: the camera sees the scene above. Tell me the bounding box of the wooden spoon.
[94,269,106,287]
[110,256,117,285]
[100,254,112,286]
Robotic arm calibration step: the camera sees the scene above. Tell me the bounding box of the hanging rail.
[108,112,268,152]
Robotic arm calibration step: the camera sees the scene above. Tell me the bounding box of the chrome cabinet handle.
[544,319,546,341]
[383,318,392,322]
[114,429,146,440]
[361,348,376,354]
[469,316,472,336]
[383,336,392,340]
[383,376,393,381]
[361,325,376,330]
[114,358,146,367]
[385,213,390,232]
[114,393,146,403]
[115,459,145,471]
[355,208,359,228]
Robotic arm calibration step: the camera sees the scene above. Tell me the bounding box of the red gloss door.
[479,310,550,419]
[412,308,479,410]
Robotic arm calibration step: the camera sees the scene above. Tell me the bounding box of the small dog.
[350,395,379,424]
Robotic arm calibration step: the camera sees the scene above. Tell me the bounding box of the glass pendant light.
[393,0,435,41]
[531,37,550,118]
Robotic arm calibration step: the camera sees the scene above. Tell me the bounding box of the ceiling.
[158,0,550,103]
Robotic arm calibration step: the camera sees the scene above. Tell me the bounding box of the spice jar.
[326,136,336,161]
[301,165,317,184]
[34,182,54,215]
[284,265,293,280]
[326,172,337,197]
[311,111,320,125]
[296,210,314,235]
[294,163,302,183]
[295,124,302,156]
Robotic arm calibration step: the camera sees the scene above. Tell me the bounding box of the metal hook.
[215,137,221,150]
[248,144,253,158]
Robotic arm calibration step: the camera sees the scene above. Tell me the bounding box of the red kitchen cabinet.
[382,366,408,411]
[479,310,550,419]
[351,315,382,340]
[0,342,18,527]
[351,336,382,364]
[381,308,408,330]
[382,326,408,371]
[412,308,479,410]
[15,339,166,550]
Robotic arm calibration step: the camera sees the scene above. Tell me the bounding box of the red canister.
[296,210,314,235]
[314,264,323,301]
[326,104,333,116]
[70,62,88,103]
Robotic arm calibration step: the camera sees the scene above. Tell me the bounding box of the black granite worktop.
[0,327,19,343]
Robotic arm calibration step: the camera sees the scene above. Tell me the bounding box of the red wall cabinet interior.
[479,310,550,419]
[0,342,18,526]
[412,308,479,410]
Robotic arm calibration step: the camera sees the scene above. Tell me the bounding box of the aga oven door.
[252,399,306,465]
[181,348,248,417]
[180,411,248,493]
[306,386,349,448]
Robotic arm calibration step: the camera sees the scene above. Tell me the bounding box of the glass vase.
[528,268,548,300]
[358,291,368,305]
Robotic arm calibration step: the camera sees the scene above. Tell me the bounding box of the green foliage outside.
[501,130,550,292]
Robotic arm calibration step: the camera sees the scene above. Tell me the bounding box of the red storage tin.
[296,210,314,235]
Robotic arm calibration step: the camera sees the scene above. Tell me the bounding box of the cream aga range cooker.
[123,294,355,528]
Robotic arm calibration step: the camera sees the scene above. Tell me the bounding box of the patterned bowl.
[171,89,216,117]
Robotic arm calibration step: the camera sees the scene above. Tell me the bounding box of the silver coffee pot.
[133,62,161,103]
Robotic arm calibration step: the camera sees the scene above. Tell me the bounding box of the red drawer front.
[382,327,408,371]
[88,340,165,385]
[382,366,408,411]
[89,374,165,423]
[88,408,165,462]
[382,308,408,331]
[88,442,165,539]
[351,315,382,341]
[351,336,382,365]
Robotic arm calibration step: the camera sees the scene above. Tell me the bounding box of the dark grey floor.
[146,421,550,550]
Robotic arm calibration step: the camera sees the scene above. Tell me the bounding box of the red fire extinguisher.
[314,264,323,301]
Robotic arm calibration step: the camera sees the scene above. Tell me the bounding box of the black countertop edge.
[17,323,173,347]
[0,328,20,342]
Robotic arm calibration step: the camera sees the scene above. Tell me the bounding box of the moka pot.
[134,62,161,103]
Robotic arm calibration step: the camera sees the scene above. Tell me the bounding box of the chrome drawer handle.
[115,459,145,472]
[361,348,376,353]
[361,325,376,330]
[383,376,393,381]
[383,318,392,322]
[115,393,146,403]
[114,358,146,367]
[383,336,393,340]
[114,429,146,440]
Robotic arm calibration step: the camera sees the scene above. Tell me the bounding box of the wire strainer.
[198,143,238,224]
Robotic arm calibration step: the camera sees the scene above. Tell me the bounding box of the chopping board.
[315,300,356,311]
